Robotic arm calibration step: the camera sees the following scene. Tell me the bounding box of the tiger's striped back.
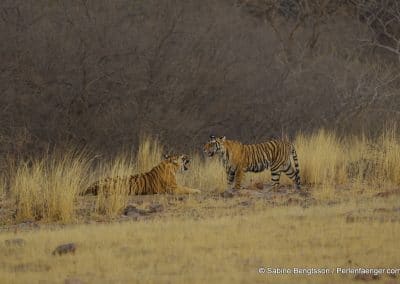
[204,136,301,190]
[242,140,294,171]
[84,154,189,195]
[128,160,179,194]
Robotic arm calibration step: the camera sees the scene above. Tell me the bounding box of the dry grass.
[296,128,400,190]
[0,175,5,197]
[0,195,399,284]
[2,128,400,223]
[177,153,226,193]
[1,129,400,283]
[93,154,135,218]
[10,150,91,223]
[136,135,164,172]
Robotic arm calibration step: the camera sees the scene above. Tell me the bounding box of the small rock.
[253,182,264,190]
[346,214,355,223]
[148,203,163,213]
[52,243,76,256]
[121,211,142,219]
[221,189,234,198]
[123,205,146,216]
[5,238,25,247]
[123,205,140,216]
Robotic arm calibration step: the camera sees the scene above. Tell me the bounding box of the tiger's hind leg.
[282,163,301,190]
[271,170,281,187]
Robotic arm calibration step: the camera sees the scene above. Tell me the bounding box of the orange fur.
[85,155,200,195]
[204,136,301,190]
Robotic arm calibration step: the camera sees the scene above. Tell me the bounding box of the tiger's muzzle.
[204,149,215,157]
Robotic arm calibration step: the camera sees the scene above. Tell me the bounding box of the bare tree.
[0,0,399,159]
[354,0,400,63]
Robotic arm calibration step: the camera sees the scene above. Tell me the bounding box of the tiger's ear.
[164,154,170,159]
[219,136,226,141]
[209,135,216,141]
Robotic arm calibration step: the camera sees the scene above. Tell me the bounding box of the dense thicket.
[1,0,399,160]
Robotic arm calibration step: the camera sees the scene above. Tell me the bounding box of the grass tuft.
[11,150,91,223]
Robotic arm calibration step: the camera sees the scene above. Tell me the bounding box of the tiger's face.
[164,154,190,172]
[203,135,226,157]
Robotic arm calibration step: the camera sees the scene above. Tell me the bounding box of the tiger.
[203,135,301,190]
[84,154,201,195]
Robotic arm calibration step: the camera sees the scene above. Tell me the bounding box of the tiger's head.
[164,154,191,172]
[203,135,226,157]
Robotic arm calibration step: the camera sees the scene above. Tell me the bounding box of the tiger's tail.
[291,144,301,189]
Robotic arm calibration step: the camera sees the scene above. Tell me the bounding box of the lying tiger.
[84,154,201,195]
[203,135,301,190]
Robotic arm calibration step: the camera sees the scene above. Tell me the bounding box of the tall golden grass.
[0,175,5,197]
[10,150,91,223]
[3,129,400,223]
[296,128,400,189]
[93,154,135,217]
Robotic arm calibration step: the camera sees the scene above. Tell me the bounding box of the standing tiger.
[84,154,200,195]
[203,136,301,190]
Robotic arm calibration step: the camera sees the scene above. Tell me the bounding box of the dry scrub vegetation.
[1,0,400,157]
[0,129,399,224]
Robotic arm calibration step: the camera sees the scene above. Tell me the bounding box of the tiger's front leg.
[175,186,201,194]
[226,167,236,188]
[233,169,244,190]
